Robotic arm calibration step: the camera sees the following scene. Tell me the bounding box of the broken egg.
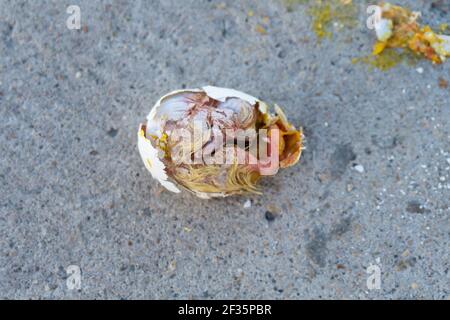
[372,2,450,63]
[138,86,303,199]
[374,18,393,42]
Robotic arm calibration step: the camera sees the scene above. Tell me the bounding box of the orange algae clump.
[373,2,450,64]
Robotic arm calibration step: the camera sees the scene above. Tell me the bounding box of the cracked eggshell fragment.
[375,18,393,42]
[137,125,181,193]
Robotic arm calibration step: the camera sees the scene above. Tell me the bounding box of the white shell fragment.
[243,199,252,208]
[375,18,393,42]
[138,86,303,198]
[137,127,181,193]
[202,86,258,105]
[432,35,450,58]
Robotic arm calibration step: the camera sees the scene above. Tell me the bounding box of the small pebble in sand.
[416,67,424,74]
[265,211,276,221]
[353,164,365,173]
[243,199,252,209]
[439,77,449,89]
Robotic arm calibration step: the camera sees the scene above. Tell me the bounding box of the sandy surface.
[0,0,449,299]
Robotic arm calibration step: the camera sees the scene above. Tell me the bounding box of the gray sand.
[0,0,448,299]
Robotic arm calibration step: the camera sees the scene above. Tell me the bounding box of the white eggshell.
[137,125,181,193]
[202,86,258,105]
[432,34,450,57]
[375,18,393,42]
